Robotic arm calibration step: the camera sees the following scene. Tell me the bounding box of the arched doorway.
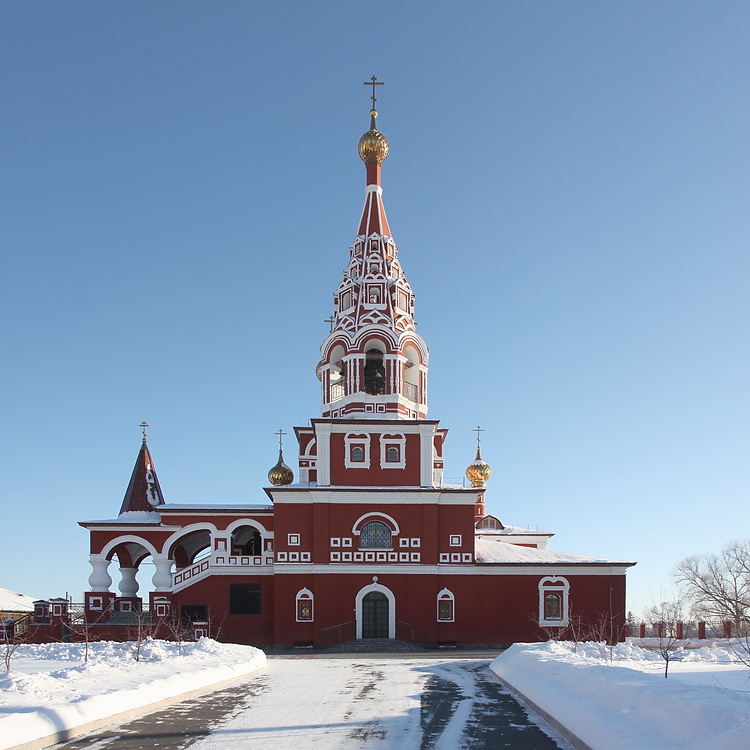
[362,591,389,638]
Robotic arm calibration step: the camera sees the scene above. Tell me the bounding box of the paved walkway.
[55,657,572,749]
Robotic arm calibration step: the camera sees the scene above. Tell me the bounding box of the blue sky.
[2,2,748,617]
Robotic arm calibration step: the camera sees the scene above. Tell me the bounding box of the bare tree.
[674,540,750,635]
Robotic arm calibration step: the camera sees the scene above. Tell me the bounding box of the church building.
[76,87,634,647]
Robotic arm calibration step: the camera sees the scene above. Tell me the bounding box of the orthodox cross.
[140,421,149,442]
[363,76,384,108]
[473,425,485,449]
[274,429,287,451]
[324,315,336,333]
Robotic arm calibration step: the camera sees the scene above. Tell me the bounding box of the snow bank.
[491,641,750,750]
[0,638,266,750]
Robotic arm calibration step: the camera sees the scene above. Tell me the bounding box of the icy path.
[53,657,570,749]
[190,657,570,749]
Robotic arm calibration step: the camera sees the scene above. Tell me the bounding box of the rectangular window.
[181,604,208,625]
[438,600,454,621]
[297,600,313,621]
[230,584,262,615]
[544,593,562,620]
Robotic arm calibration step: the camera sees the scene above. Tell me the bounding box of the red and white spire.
[118,422,165,514]
[318,82,429,420]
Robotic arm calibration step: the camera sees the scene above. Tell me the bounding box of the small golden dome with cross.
[358,110,389,165]
[268,429,294,486]
[268,451,294,486]
[466,426,492,488]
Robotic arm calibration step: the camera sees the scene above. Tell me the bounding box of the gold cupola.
[466,426,492,488]
[358,109,389,165]
[268,429,294,486]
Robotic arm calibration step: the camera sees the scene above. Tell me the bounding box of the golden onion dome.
[466,447,492,488]
[358,109,389,164]
[268,449,294,486]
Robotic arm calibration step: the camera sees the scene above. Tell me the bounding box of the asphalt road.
[54,657,572,749]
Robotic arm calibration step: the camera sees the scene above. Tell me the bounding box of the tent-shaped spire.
[118,428,165,514]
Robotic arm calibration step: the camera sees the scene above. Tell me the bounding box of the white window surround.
[295,588,314,622]
[538,576,570,627]
[380,433,406,469]
[437,588,455,622]
[345,433,371,469]
[352,512,400,537]
[355,583,396,639]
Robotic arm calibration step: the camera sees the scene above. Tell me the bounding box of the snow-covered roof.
[475,538,632,565]
[475,524,552,537]
[0,587,37,612]
[159,504,273,511]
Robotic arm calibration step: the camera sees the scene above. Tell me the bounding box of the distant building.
[76,94,635,647]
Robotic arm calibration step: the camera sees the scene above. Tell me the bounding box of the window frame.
[437,588,455,622]
[538,576,570,627]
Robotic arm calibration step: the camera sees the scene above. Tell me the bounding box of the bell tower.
[317,78,429,421]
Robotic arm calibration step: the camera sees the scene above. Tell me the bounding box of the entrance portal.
[361,591,389,638]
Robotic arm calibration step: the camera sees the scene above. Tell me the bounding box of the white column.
[152,557,173,591]
[419,424,434,487]
[88,556,112,592]
[316,422,332,486]
[118,567,139,597]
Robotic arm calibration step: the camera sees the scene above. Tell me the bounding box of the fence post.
[723,619,732,639]
[656,622,664,638]
[698,620,706,639]
[676,621,683,639]
[639,622,646,638]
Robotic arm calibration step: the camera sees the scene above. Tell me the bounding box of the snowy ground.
[492,640,750,750]
[2,639,749,750]
[0,639,266,750]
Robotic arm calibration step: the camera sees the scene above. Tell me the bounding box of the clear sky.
[2,1,748,619]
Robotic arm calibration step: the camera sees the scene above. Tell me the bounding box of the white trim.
[437,588,455,622]
[269,490,476,506]
[355,582,396,639]
[538,576,570,627]
[295,587,314,622]
[272,564,632,576]
[100,535,160,561]
[344,433,371,469]
[352,512,400,536]
[380,433,406,469]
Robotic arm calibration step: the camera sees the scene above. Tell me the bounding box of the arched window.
[296,588,314,622]
[386,446,399,462]
[538,576,570,627]
[437,589,455,622]
[364,349,386,395]
[360,521,392,549]
[351,445,365,462]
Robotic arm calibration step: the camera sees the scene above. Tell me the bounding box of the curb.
[491,672,594,750]
[6,665,266,750]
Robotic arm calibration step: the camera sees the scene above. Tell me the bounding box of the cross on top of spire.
[274,429,287,451]
[473,425,485,449]
[140,421,149,442]
[363,76,384,109]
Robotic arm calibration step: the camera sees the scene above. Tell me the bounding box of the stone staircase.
[324,638,427,653]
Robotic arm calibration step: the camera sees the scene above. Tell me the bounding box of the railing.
[330,381,345,402]
[397,621,434,648]
[173,553,273,588]
[403,382,418,402]
[321,621,356,647]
